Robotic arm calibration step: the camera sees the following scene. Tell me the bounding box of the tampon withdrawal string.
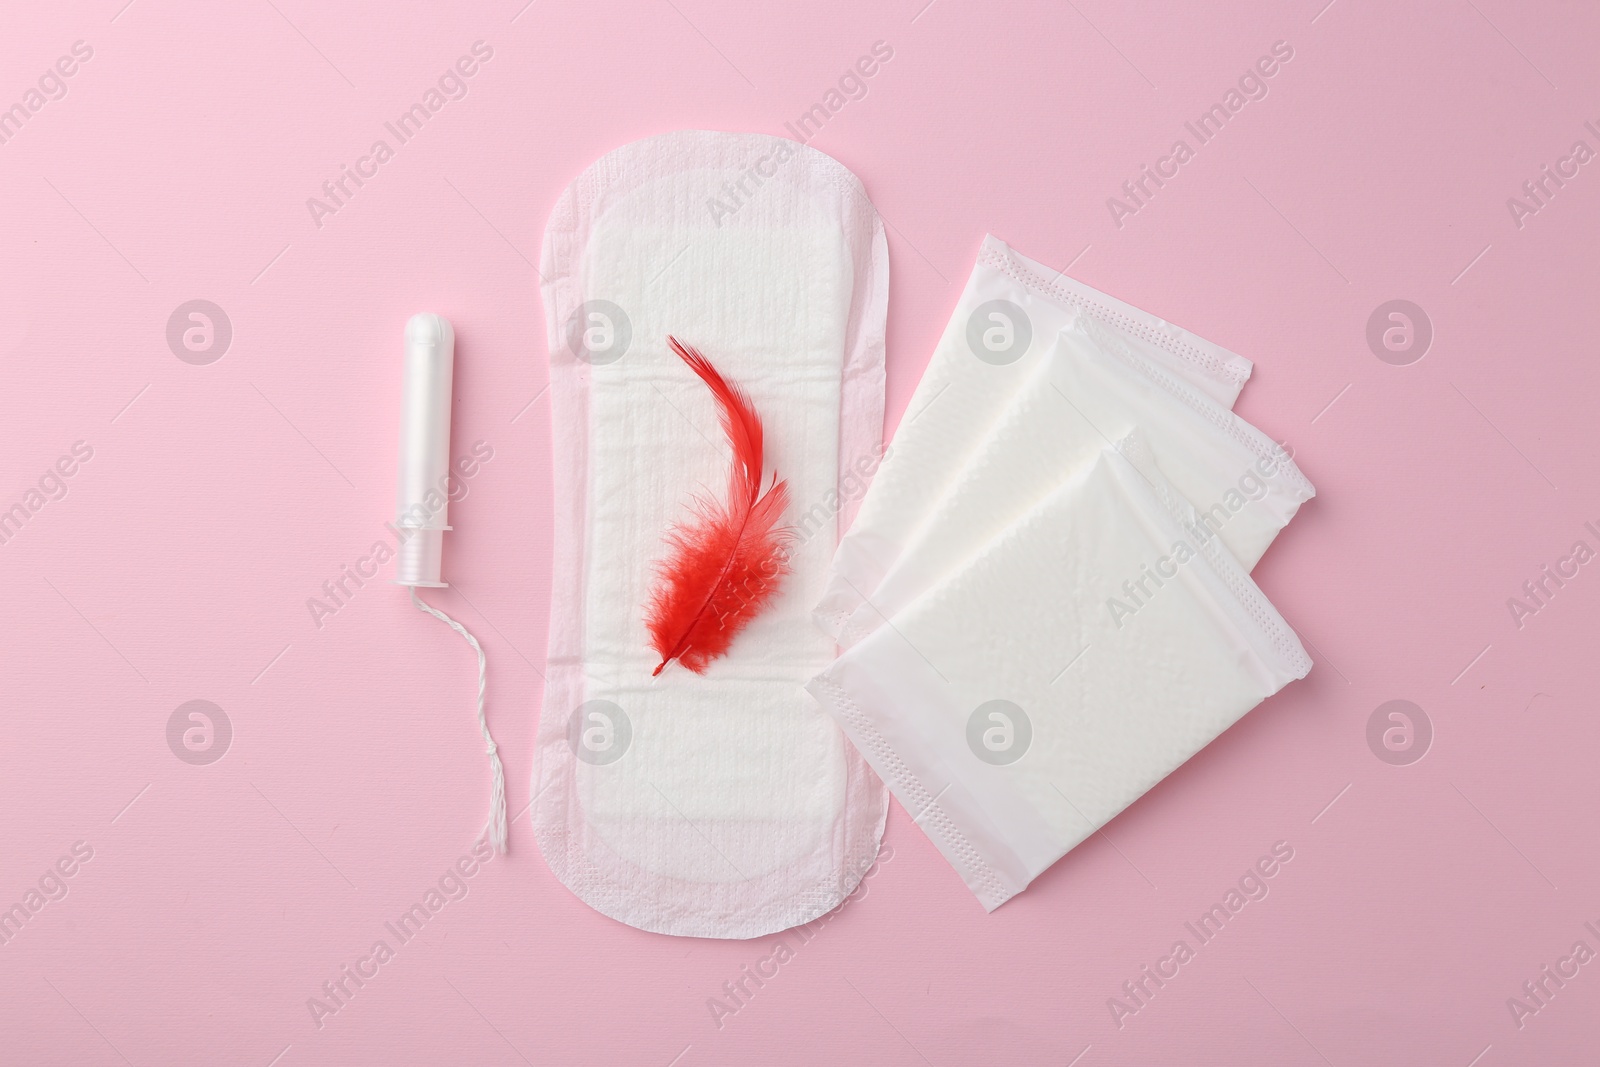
[411,587,506,852]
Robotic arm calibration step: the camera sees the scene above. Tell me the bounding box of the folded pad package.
[831,311,1314,649]
[814,234,1256,644]
[808,436,1312,911]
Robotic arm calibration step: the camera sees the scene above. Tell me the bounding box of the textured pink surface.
[1,0,1596,1063]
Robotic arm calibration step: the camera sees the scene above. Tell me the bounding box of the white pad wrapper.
[814,234,1254,641]
[808,437,1311,911]
[832,312,1314,648]
[537,131,889,938]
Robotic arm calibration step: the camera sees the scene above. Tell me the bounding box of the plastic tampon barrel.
[394,312,455,587]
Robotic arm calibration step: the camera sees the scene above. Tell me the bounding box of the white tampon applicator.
[394,312,507,853]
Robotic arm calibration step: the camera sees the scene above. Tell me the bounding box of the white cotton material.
[536,130,889,938]
[831,313,1314,649]
[814,234,1254,642]
[807,437,1312,911]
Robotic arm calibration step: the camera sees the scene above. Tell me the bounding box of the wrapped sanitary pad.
[808,436,1311,910]
[831,311,1313,648]
[814,234,1255,642]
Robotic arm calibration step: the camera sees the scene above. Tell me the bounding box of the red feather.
[645,338,794,676]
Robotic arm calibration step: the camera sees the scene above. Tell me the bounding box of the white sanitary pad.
[832,312,1314,648]
[814,234,1255,642]
[807,436,1312,910]
[536,130,889,938]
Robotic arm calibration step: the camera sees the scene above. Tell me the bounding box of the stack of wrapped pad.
[808,235,1314,911]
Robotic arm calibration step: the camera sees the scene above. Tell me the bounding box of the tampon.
[393,312,507,852]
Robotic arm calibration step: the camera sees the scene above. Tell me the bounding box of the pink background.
[2,0,1596,1063]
